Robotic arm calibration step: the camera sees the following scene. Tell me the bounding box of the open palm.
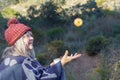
[61,50,81,66]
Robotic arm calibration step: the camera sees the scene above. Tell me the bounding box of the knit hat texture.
[4,18,31,46]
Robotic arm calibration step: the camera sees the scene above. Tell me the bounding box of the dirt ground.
[65,52,101,80]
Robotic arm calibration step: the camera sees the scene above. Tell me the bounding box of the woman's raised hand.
[61,50,81,66]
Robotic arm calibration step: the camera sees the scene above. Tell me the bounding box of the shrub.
[96,0,107,7]
[46,27,64,41]
[45,40,68,62]
[27,5,40,20]
[32,28,45,45]
[1,7,19,18]
[36,53,47,65]
[66,71,76,80]
[85,35,109,56]
[113,25,120,36]
[80,0,104,19]
[40,0,63,25]
[95,67,110,80]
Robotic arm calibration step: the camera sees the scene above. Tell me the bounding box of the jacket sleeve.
[22,58,66,80]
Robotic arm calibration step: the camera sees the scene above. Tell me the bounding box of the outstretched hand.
[61,50,81,66]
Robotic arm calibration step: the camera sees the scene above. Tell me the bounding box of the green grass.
[1,7,19,18]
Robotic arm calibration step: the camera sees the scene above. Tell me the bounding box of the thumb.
[64,50,69,57]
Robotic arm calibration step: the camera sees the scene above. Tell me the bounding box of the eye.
[22,34,26,38]
[28,32,33,37]
[29,33,33,37]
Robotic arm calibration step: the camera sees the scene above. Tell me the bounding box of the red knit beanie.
[4,18,31,46]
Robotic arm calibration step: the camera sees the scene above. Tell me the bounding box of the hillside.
[0,0,120,80]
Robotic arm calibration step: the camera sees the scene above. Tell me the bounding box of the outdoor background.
[0,0,120,80]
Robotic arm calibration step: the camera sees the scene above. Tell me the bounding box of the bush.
[113,25,120,36]
[27,5,40,20]
[45,40,68,62]
[95,67,110,80]
[96,0,107,7]
[81,0,104,19]
[36,53,47,65]
[1,7,19,18]
[85,35,109,56]
[40,0,63,25]
[32,28,45,45]
[46,27,64,41]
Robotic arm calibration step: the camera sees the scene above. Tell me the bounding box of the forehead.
[25,31,32,35]
[23,31,32,37]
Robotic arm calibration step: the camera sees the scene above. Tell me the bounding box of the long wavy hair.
[2,32,35,59]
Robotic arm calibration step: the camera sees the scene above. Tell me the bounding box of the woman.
[0,18,81,80]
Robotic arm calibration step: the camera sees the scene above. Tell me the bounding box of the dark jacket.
[0,56,66,80]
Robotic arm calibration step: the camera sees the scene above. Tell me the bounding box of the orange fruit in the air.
[74,18,83,27]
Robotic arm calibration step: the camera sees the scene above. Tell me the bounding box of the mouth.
[27,42,33,50]
[28,42,33,46]
[28,40,33,44]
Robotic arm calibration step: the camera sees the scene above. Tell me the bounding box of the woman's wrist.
[61,60,65,67]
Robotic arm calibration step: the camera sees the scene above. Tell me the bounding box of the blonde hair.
[2,33,35,59]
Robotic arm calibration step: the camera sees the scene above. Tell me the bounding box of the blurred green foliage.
[46,27,65,41]
[32,28,45,45]
[40,0,63,25]
[96,0,107,6]
[81,0,104,19]
[36,53,47,65]
[85,35,109,56]
[1,7,19,18]
[96,67,110,80]
[45,40,67,62]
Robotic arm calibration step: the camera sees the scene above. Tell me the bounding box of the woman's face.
[23,31,34,50]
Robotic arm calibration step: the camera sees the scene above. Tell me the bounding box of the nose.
[30,36,34,40]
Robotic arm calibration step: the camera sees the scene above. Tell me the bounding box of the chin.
[29,46,33,50]
[27,45,33,50]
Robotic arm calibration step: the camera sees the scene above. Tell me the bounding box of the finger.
[74,53,78,56]
[75,54,81,58]
[64,50,69,57]
[71,54,73,57]
[72,54,81,59]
